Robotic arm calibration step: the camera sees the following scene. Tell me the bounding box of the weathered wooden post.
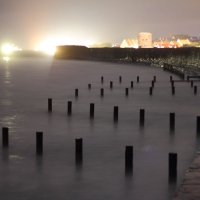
[170,113,175,131]
[149,87,153,95]
[194,86,197,94]
[172,87,175,95]
[48,98,52,112]
[169,153,177,177]
[152,81,154,88]
[125,88,129,96]
[131,81,134,88]
[196,116,200,134]
[36,132,43,155]
[68,101,72,115]
[90,103,95,118]
[75,89,78,97]
[140,109,145,126]
[171,81,174,87]
[114,106,118,122]
[2,127,9,147]
[125,146,133,172]
[101,76,104,83]
[101,88,104,97]
[76,138,83,163]
[110,81,113,89]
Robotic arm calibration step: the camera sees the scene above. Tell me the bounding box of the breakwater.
[55,46,200,75]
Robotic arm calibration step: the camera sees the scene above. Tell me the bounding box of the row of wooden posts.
[1,75,197,177]
[1,127,177,177]
[170,76,198,95]
[80,75,156,96]
[48,99,200,132]
[48,75,198,99]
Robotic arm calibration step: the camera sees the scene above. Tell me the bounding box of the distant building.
[189,37,199,42]
[120,39,138,48]
[153,40,179,48]
[177,39,190,47]
[138,32,152,48]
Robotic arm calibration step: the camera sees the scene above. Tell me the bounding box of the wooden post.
[172,87,175,95]
[48,98,52,112]
[90,103,95,118]
[149,87,153,95]
[101,76,104,83]
[194,86,197,94]
[125,88,129,96]
[2,127,9,147]
[119,76,122,83]
[170,76,173,82]
[191,81,193,87]
[75,89,78,97]
[68,101,72,115]
[110,81,113,89]
[88,84,91,89]
[169,153,177,177]
[101,88,104,97]
[114,106,118,122]
[152,81,154,88]
[137,76,139,83]
[131,81,134,88]
[140,109,145,126]
[36,132,43,155]
[170,113,175,131]
[196,116,200,133]
[76,138,82,162]
[125,146,133,172]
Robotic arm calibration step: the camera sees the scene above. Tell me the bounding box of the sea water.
[0,56,199,200]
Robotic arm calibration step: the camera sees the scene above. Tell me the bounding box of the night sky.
[0,0,200,49]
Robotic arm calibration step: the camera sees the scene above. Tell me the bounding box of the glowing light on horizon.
[34,36,95,54]
[1,44,21,54]
[34,44,56,55]
[2,44,13,54]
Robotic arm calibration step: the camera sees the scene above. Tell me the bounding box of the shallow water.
[0,57,200,200]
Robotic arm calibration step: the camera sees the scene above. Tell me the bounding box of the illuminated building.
[138,32,152,48]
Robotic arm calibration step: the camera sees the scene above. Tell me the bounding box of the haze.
[0,0,200,49]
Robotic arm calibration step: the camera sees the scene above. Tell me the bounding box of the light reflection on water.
[0,58,199,200]
[1,99,12,106]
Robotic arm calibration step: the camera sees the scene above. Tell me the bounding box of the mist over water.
[0,57,199,200]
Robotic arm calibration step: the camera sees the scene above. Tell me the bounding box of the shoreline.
[173,149,200,199]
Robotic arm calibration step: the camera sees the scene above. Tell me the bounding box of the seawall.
[54,46,200,74]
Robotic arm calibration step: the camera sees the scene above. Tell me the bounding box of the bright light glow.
[1,44,21,54]
[34,44,56,55]
[2,44,13,54]
[3,56,10,61]
[34,36,95,54]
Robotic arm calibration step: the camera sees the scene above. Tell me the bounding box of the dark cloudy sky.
[0,0,200,49]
